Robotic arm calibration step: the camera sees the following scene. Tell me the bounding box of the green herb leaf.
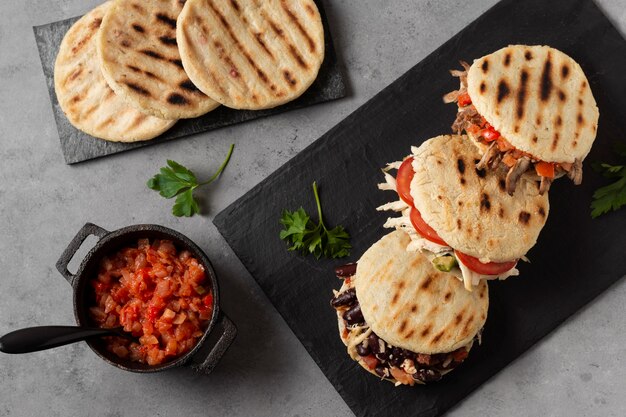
[147,144,234,217]
[591,145,626,218]
[279,182,351,259]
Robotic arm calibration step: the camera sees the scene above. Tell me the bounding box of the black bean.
[389,347,404,366]
[375,365,389,378]
[413,368,442,383]
[368,333,381,354]
[402,349,416,361]
[335,263,357,278]
[375,350,389,361]
[343,304,364,326]
[330,288,357,308]
[356,342,371,357]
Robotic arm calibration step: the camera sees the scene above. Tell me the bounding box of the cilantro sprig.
[147,144,234,217]
[591,143,626,218]
[280,181,351,259]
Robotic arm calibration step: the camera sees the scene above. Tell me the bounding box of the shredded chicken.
[567,158,583,185]
[539,176,553,195]
[505,157,531,195]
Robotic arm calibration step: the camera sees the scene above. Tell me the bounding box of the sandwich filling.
[443,61,582,195]
[377,156,519,291]
[331,263,478,386]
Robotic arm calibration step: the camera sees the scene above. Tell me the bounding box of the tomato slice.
[410,208,448,246]
[535,161,555,178]
[396,157,415,205]
[455,250,517,275]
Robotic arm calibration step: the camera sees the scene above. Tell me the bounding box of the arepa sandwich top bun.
[331,231,488,386]
[444,45,599,195]
[378,135,549,290]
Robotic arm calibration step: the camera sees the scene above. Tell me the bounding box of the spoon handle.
[0,326,117,354]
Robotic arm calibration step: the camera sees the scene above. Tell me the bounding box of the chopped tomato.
[467,123,483,135]
[203,294,213,308]
[457,92,472,107]
[410,208,448,246]
[361,354,378,370]
[496,138,514,152]
[396,157,415,205]
[481,125,501,142]
[451,348,469,362]
[390,367,414,385]
[455,250,517,275]
[535,161,555,178]
[502,153,518,167]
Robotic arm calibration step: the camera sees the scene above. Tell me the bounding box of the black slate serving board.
[213,0,626,416]
[33,0,345,164]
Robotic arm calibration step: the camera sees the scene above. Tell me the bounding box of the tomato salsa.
[89,239,213,366]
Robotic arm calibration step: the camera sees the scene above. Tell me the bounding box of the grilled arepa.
[176,0,325,110]
[378,135,549,290]
[54,2,176,142]
[96,0,220,119]
[445,45,599,194]
[331,231,488,386]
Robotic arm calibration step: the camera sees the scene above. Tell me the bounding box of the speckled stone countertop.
[1,1,625,416]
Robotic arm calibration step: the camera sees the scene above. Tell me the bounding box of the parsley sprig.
[591,143,626,218]
[147,144,234,217]
[280,181,351,259]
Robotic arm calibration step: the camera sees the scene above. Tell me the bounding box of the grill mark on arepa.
[525,50,533,60]
[124,82,152,97]
[540,52,553,101]
[283,70,297,87]
[420,325,431,337]
[516,70,529,120]
[266,16,309,70]
[305,4,315,17]
[398,320,407,333]
[475,167,486,178]
[457,219,462,230]
[420,275,434,290]
[159,36,178,47]
[498,178,506,192]
[179,80,204,95]
[481,59,489,73]
[68,67,83,81]
[207,0,277,94]
[280,0,317,53]
[404,329,415,339]
[497,80,510,103]
[128,114,147,130]
[455,312,464,325]
[456,158,465,174]
[70,94,82,104]
[504,52,511,67]
[518,211,531,224]
[480,193,491,212]
[170,59,184,69]
[538,206,546,218]
[561,64,569,79]
[431,330,445,345]
[155,13,177,29]
[132,24,145,33]
[167,93,189,105]
[479,82,486,94]
[225,0,276,61]
[132,3,147,14]
[141,49,165,60]
[462,314,475,336]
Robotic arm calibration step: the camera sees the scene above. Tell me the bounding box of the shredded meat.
[539,176,553,195]
[505,157,531,195]
[567,158,583,185]
[476,142,500,170]
[451,107,483,135]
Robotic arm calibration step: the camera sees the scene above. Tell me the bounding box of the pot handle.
[56,223,108,287]
[191,312,237,374]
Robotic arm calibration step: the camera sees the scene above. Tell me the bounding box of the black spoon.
[0,326,135,354]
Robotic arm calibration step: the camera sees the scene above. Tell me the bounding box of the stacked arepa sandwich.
[332,45,598,386]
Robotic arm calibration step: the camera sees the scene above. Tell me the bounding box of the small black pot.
[56,222,236,374]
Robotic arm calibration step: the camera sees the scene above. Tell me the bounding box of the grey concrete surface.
[1,0,625,416]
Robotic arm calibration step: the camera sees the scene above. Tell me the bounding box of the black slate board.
[33,0,345,164]
[213,0,626,416]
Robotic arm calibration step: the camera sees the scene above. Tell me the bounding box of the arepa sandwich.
[378,135,549,290]
[443,45,599,194]
[331,231,488,386]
